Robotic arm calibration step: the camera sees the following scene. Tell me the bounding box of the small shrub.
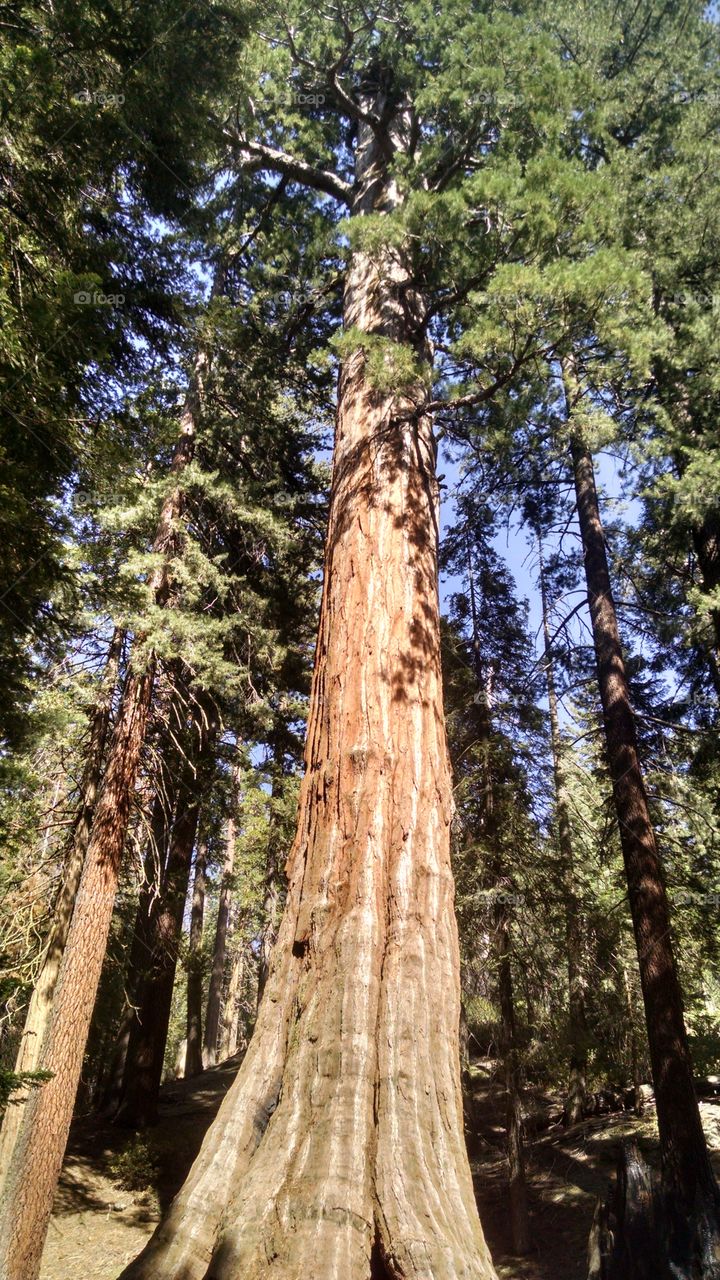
[109,1135,160,1192]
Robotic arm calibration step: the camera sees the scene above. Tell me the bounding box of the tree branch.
[425,341,539,414]
[226,134,352,204]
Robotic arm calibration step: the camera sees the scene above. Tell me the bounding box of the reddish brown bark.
[0,626,123,1188]
[0,658,155,1280]
[0,346,207,1280]
[568,398,720,1268]
[118,89,495,1280]
[116,762,203,1127]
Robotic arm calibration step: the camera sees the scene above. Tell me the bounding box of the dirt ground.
[39,1057,720,1280]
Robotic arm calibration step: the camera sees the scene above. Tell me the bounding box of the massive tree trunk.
[0,626,123,1190]
[203,786,238,1069]
[118,91,495,1280]
[0,350,206,1280]
[185,839,207,1078]
[567,372,720,1274]
[538,547,587,1126]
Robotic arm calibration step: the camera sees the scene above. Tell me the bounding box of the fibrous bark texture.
[0,626,123,1190]
[118,92,496,1280]
[116,749,205,1127]
[0,658,155,1280]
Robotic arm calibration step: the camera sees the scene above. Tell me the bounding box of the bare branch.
[226,133,352,204]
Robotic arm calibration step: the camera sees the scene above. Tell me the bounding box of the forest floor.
[39,1055,720,1280]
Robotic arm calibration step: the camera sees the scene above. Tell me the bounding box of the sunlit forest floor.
[39,1058,720,1280]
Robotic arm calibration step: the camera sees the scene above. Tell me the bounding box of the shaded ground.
[40,1055,720,1280]
[40,1054,242,1280]
[469,1061,720,1280]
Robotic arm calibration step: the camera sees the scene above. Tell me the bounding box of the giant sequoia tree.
[116,0,574,1273]
[5,4,720,1280]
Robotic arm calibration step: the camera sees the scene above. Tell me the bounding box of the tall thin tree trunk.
[203,791,237,1069]
[256,751,283,1006]
[217,922,245,1062]
[0,342,208,1280]
[0,657,155,1280]
[185,839,207,1078]
[494,906,530,1257]
[566,366,720,1271]
[116,755,204,1128]
[622,961,645,1116]
[538,546,587,1126]
[100,739,179,1116]
[119,89,495,1280]
[0,627,123,1190]
[468,543,530,1256]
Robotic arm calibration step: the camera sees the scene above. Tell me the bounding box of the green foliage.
[330,328,428,393]
[0,1068,52,1116]
[109,1135,160,1192]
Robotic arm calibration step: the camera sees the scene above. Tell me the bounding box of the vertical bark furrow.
[0,660,156,1280]
[118,92,495,1280]
[0,625,124,1187]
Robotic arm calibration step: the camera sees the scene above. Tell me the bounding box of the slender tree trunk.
[0,657,155,1280]
[185,839,207,1078]
[538,547,587,1126]
[494,906,530,1257]
[0,627,123,1190]
[256,753,283,1006]
[0,344,208,1280]
[203,793,237,1069]
[119,91,495,1280]
[217,924,245,1062]
[467,541,531,1252]
[567,370,720,1271]
[100,743,179,1115]
[623,962,645,1116]
[115,759,204,1128]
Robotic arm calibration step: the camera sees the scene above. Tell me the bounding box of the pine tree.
[0,340,208,1278]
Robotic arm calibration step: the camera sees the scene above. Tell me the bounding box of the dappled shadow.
[320,365,443,719]
[469,1073,720,1280]
[54,1053,243,1219]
